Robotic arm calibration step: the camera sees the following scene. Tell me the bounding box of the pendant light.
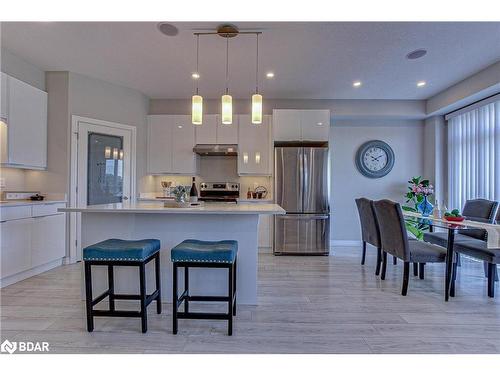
[221,36,232,125]
[192,35,203,125]
[251,33,262,124]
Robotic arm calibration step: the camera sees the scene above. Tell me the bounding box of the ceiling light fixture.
[252,34,262,125]
[417,81,426,87]
[406,49,427,60]
[266,72,274,79]
[191,35,203,125]
[191,72,200,79]
[353,81,362,87]
[157,22,179,37]
[221,35,233,125]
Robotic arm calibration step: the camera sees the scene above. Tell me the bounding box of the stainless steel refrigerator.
[274,145,330,255]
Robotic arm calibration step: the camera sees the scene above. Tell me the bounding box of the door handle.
[122,196,129,201]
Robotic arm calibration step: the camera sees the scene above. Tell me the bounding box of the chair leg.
[488,263,496,298]
[375,247,382,276]
[155,253,162,314]
[393,256,397,265]
[228,265,234,336]
[184,266,189,313]
[419,263,425,280]
[108,265,115,311]
[84,262,94,332]
[381,252,388,280]
[402,262,410,296]
[139,263,147,333]
[172,263,178,334]
[232,258,237,316]
[413,262,418,277]
[361,241,366,265]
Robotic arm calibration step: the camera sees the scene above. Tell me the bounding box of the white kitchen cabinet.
[195,115,217,144]
[0,74,48,169]
[272,109,301,141]
[300,110,330,141]
[0,218,33,278]
[147,115,199,175]
[195,114,238,145]
[31,214,66,268]
[171,115,198,174]
[237,114,272,175]
[1,72,8,121]
[273,109,330,142]
[147,115,172,174]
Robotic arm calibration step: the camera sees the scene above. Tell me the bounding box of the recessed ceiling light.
[157,22,179,37]
[317,122,323,126]
[406,49,427,60]
[191,72,200,79]
[266,72,274,79]
[417,81,426,87]
[353,81,362,87]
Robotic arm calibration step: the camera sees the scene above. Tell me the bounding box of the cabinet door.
[7,76,48,168]
[0,218,33,278]
[31,214,66,268]
[1,72,8,120]
[148,115,172,174]
[171,115,198,174]
[273,109,301,141]
[195,114,217,144]
[300,110,330,141]
[238,114,271,175]
[217,115,238,144]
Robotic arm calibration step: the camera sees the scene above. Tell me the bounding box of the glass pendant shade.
[192,95,203,125]
[251,94,262,124]
[221,94,233,124]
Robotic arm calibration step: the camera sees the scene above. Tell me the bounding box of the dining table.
[403,211,500,301]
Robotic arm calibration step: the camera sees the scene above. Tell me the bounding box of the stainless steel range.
[199,182,239,203]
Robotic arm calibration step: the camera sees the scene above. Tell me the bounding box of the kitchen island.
[60,202,285,304]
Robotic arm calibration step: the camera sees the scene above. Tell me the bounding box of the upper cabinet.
[273,109,330,142]
[195,114,238,144]
[238,114,272,175]
[147,115,199,175]
[0,74,48,170]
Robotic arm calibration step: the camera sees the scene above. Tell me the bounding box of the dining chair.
[373,199,447,295]
[355,198,382,275]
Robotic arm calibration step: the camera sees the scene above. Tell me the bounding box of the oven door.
[273,214,330,255]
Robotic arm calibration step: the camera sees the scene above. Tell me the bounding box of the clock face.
[355,140,395,178]
[362,147,388,172]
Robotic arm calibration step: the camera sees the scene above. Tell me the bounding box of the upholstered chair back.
[355,198,381,248]
[459,199,499,240]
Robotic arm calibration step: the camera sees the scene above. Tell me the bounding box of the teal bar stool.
[83,238,162,333]
[171,239,238,335]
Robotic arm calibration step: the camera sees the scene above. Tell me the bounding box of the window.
[447,98,500,210]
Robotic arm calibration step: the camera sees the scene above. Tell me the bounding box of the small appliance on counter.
[1,191,45,202]
[199,182,239,203]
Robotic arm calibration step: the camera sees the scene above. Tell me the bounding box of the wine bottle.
[190,177,198,203]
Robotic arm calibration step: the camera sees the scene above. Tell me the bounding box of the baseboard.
[0,258,64,288]
[330,240,363,247]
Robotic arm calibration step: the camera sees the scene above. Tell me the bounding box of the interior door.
[302,147,329,213]
[274,147,303,213]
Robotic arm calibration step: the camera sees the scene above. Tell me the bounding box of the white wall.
[330,119,425,242]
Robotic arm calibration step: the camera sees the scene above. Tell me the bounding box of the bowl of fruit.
[444,209,465,222]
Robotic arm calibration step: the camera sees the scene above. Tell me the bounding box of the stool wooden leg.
[228,264,233,336]
[108,265,115,311]
[184,266,189,314]
[232,259,237,316]
[155,253,162,314]
[172,263,178,334]
[84,262,94,332]
[139,263,147,333]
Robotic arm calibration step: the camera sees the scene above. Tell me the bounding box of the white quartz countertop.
[0,199,67,208]
[59,201,285,215]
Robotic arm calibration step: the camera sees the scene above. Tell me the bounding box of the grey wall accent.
[423,116,447,207]
[427,60,500,116]
[0,48,45,90]
[150,98,427,120]
[330,119,425,241]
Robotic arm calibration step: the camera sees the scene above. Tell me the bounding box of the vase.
[417,196,434,217]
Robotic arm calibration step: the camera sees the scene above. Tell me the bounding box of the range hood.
[193,144,238,156]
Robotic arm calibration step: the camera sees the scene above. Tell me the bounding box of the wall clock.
[355,140,395,178]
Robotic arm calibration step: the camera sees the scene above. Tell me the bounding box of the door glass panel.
[87,132,123,205]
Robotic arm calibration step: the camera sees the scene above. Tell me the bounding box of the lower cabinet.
[0,218,33,278]
[31,214,66,268]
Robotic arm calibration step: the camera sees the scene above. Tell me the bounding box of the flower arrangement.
[405,176,434,207]
[171,185,191,203]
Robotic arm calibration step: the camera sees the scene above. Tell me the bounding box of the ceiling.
[1,22,499,99]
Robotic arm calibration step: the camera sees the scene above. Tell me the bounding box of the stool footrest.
[93,310,142,318]
[177,312,231,320]
[187,295,230,302]
[91,290,111,306]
